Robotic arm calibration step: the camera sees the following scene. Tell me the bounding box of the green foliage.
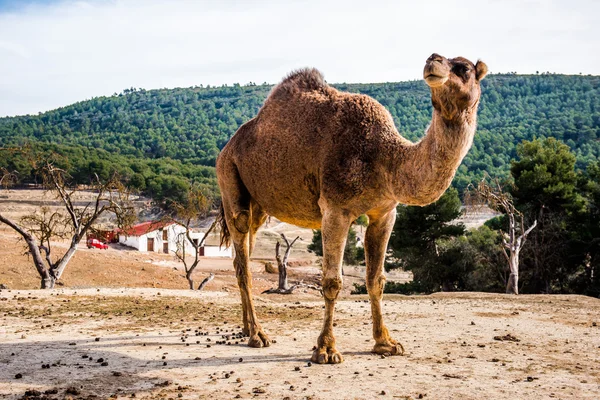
[354,214,368,227]
[460,226,507,292]
[0,142,219,206]
[508,138,588,293]
[307,230,323,256]
[389,187,464,261]
[387,188,466,291]
[387,186,511,293]
[1,74,598,199]
[308,226,364,265]
[511,138,584,214]
[576,161,600,296]
[351,280,427,295]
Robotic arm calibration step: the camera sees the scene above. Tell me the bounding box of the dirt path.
[1,289,598,400]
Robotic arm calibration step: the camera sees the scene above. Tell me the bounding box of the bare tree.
[467,177,537,294]
[0,161,135,289]
[275,233,300,292]
[170,186,217,290]
[263,233,321,294]
[172,222,217,290]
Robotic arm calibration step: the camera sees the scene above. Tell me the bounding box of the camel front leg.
[312,209,351,364]
[365,208,404,356]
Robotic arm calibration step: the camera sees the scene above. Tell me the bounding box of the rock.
[65,387,80,395]
[264,262,277,274]
[493,333,520,342]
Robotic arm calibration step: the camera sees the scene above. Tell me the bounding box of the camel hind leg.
[249,200,267,257]
[218,161,271,347]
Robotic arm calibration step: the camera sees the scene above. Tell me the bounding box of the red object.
[87,238,109,250]
[87,230,117,243]
[116,221,174,237]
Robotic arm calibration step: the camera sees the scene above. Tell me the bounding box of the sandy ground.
[3,189,598,399]
[0,289,599,400]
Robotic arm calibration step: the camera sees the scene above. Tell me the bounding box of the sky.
[0,0,599,117]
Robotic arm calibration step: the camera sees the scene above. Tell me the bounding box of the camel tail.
[217,203,231,249]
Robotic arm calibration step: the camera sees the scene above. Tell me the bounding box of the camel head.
[423,53,488,121]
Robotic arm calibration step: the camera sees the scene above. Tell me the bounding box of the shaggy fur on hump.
[267,68,327,101]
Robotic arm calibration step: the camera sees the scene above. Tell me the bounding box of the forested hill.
[1,74,598,198]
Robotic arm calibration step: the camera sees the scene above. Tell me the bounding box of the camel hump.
[267,68,327,101]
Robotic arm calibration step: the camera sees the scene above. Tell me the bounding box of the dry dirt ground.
[1,190,599,399]
[0,289,599,400]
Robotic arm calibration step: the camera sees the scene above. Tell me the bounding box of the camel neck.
[392,107,477,205]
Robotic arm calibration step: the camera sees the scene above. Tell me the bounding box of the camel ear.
[475,60,488,81]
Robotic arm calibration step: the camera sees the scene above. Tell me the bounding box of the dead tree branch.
[169,185,217,290]
[263,233,307,294]
[466,177,537,294]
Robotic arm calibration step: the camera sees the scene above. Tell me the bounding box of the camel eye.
[452,64,466,74]
[452,64,470,79]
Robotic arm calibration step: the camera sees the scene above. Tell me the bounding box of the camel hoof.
[373,340,405,356]
[248,330,271,348]
[311,349,328,364]
[258,331,271,347]
[328,349,344,364]
[311,347,343,364]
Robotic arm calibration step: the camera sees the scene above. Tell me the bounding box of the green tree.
[308,226,364,266]
[387,187,466,291]
[462,226,506,292]
[510,138,585,293]
[569,161,600,295]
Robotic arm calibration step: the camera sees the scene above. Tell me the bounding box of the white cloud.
[0,0,598,116]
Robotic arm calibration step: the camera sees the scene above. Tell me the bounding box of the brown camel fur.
[216,53,488,364]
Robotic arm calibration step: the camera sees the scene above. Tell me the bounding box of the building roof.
[117,221,174,237]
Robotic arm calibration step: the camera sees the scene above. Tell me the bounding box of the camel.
[216,53,488,364]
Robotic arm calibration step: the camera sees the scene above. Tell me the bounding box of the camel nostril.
[428,53,443,63]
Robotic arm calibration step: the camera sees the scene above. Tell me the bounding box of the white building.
[117,221,232,257]
[188,231,233,257]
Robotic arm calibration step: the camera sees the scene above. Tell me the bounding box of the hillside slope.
[1,74,598,196]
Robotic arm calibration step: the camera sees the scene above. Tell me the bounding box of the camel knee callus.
[322,277,342,301]
[216,53,486,362]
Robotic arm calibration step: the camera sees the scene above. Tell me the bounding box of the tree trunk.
[275,241,289,291]
[197,273,214,291]
[506,272,519,295]
[41,274,55,289]
[0,214,54,289]
[506,253,519,295]
[52,240,79,281]
[278,260,289,291]
[186,275,194,290]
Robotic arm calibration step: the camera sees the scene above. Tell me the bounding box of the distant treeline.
[1,74,598,202]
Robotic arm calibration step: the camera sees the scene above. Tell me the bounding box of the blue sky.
[1,0,599,117]
[0,0,46,10]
